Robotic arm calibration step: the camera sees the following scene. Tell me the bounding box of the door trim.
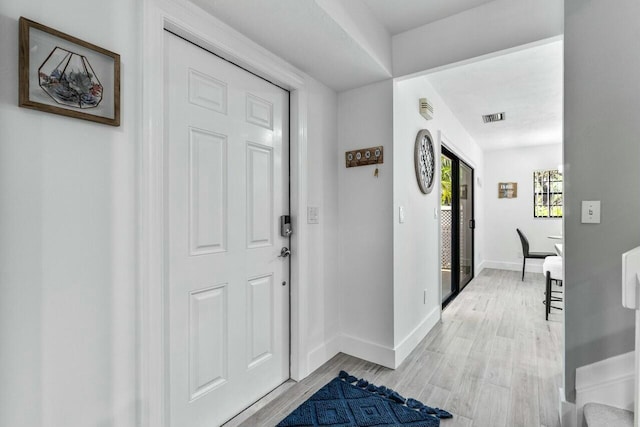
[140,1,310,426]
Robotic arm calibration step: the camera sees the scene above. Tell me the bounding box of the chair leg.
[522,258,526,281]
[545,271,551,321]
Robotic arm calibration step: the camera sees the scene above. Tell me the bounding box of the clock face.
[414,129,435,194]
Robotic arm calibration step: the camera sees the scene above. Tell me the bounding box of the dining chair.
[516,228,556,281]
[543,255,563,320]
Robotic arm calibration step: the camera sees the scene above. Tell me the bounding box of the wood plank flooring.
[223,268,563,427]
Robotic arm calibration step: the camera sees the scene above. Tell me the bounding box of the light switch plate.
[307,206,319,224]
[581,200,601,224]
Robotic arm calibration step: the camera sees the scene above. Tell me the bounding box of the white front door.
[164,31,290,427]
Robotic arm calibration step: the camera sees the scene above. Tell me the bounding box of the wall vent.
[419,98,433,120]
[482,112,505,123]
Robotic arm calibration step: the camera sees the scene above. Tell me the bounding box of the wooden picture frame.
[18,17,120,126]
[498,182,518,198]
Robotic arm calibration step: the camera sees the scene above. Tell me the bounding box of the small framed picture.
[18,17,120,126]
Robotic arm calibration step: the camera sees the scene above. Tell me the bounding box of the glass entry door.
[440,152,454,303]
[459,161,474,290]
[441,146,474,307]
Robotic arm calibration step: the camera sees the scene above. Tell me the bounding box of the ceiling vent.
[482,112,505,123]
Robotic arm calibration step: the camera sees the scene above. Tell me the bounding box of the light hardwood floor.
[223,268,563,427]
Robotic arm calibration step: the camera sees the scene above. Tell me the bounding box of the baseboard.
[477,261,486,275]
[340,334,396,369]
[307,335,341,375]
[481,259,545,273]
[393,306,440,368]
[574,351,634,426]
[333,307,440,371]
[560,387,577,427]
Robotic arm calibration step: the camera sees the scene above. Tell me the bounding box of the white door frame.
[139,1,310,425]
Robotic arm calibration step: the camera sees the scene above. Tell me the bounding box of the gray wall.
[564,0,640,401]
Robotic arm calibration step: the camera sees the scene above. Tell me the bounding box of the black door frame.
[441,145,475,308]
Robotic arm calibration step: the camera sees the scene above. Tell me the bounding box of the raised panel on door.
[246,93,273,130]
[189,128,227,255]
[247,274,274,369]
[246,142,273,249]
[188,285,228,401]
[188,69,228,114]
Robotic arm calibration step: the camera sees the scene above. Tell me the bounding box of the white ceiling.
[362,0,496,35]
[189,0,392,91]
[189,0,562,152]
[427,40,563,151]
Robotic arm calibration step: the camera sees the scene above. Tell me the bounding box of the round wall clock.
[414,129,435,194]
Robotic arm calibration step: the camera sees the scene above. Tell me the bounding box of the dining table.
[547,235,563,256]
[554,243,563,256]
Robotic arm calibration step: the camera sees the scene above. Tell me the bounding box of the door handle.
[278,247,291,258]
[469,219,475,229]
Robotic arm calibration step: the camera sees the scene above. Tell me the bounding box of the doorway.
[441,146,474,307]
[164,31,290,426]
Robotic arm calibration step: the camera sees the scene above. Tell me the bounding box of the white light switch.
[581,200,601,224]
[399,206,405,224]
[307,206,319,224]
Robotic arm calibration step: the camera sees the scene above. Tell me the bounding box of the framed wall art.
[18,17,120,126]
[498,182,518,198]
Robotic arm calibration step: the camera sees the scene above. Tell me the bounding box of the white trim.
[476,260,487,275]
[559,388,577,427]
[312,305,438,374]
[340,335,396,369]
[438,131,478,171]
[394,35,564,83]
[481,260,545,273]
[140,1,310,426]
[436,129,443,310]
[289,89,310,381]
[307,335,341,375]
[393,306,440,367]
[574,351,635,427]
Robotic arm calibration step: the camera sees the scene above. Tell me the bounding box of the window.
[533,169,563,218]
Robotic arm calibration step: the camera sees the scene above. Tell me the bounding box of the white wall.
[0,2,140,427]
[338,80,395,367]
[0,3,343,427]
[305,77,341,371]
[563,0,640,402]
[483,144,562,272]
[393,75,484,361]
[392,0,563,78]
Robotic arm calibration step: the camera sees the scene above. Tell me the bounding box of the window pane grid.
[533,169,563,218]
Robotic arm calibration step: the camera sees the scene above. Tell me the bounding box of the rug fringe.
[337,370,453,419]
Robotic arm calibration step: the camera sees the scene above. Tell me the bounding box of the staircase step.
[584,403,633,427]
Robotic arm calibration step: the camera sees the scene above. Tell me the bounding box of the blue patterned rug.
[277,371,452,426]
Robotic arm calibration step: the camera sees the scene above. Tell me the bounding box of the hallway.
[226,269,563,427]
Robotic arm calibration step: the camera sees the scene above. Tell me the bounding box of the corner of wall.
[340,334,396,369]
[307,334,341,374]
[393,306,440,367]
[337,79,395,360]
